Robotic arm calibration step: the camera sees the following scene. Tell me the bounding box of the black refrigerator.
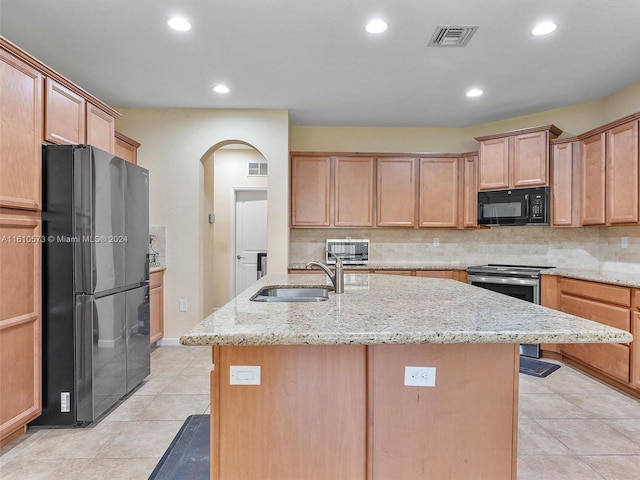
[33,145,150,426]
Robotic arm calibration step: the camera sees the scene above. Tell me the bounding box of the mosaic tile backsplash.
[290,226,640,273]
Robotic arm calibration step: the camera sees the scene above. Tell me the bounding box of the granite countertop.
[150,265,166,273]
[180,273,632,347]
[542,267,640,289]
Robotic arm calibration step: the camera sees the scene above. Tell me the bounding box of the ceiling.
[2,0,640,128]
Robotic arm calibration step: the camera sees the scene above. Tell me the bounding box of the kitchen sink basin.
[250,286,332,302]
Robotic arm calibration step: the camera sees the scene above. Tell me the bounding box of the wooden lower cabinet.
[632,290,640,388]
[0,211,41,446]
[210,343,518,480]
[543,276,637,389]
[149,271,164,344]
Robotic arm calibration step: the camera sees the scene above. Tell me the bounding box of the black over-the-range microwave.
[477,186,550,226]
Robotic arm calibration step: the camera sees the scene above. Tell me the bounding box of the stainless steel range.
[466,264,555,358]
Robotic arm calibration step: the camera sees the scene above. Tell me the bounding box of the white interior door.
[234,190,268,297]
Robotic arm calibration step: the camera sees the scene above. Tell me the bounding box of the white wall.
[115,109,289,339]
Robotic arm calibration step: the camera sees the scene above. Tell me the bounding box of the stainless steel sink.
[250,286,332,302]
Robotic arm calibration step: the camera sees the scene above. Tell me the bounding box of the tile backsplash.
[290,226,640,271]
[149,225,166,268]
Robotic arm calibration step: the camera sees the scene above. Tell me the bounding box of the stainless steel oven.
[467,264,554,358]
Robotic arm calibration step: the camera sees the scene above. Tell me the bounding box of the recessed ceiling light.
[213,85,230,94]
[531,22,557,36]
[168,17,191,32]
[466,88,483,97]
[365,19,388,34]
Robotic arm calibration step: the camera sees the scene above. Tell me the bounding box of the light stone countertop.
[288,264,470,271]
[180,273,632,347]
[542,268,640,289]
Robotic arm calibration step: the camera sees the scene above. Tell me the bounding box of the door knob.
[237,255,244,260]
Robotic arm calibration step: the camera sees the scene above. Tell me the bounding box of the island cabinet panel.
[419,157,458,227]
[478,137,510,190]
[0,211,41,446]
[44,77,86,145]
[334,156,375,227]
[580,133,607,225]
[557,278,631,383]
[0,49,43,211]
[376,157,417,227]
[606,120,639,224]
[211,345,367,480]
[86,103,115,154]
[370,343,518,480]
[290,156,331,226]
[551,141,580,227]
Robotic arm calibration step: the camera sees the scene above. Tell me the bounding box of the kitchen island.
[181,273,632,480]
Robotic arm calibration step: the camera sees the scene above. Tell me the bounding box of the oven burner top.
[466,264,555,278]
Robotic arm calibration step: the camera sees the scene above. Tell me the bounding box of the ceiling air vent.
[428,26,479,47]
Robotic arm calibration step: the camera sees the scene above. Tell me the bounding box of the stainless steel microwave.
[477,187,549,226]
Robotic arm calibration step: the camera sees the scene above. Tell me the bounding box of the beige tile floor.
[2,348,640,479]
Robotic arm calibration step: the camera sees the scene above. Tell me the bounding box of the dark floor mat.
[519,357,561,378]
[149,414,209,480]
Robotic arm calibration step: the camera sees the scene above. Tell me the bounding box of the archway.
[201,140,267,316]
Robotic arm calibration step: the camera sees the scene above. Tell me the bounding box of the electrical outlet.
[179,299,188,312]
[621,236,629,249]
[433,238,440,247]
[230,365,261,385]
[404,366,436,387]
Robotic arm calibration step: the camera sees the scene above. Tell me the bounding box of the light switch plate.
[230,365,261,385]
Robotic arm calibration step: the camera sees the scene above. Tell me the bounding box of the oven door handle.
[467,274,539,286]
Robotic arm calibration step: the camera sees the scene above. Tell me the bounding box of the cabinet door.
[512,130,548,187]
[551,142,575,226]
[334,156,375,227]
[606,120,639,224]
[478,137,509,190]
[0,212,41,443]
[376,158,416,227]
[461,156,478,228]
[419,158,458,227]
[0,49,43,211]
[86,103,115,153]
[149,271,164,344]
[291,156,331,226]
[115,132,139,164]
[44,78,86,145]
[632,290,640,389]
[581,133,606,225]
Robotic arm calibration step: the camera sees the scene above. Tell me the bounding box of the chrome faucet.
[305,256,344,294]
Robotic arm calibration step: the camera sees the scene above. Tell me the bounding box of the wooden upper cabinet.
[291,155,331,226]
[512,130,549,187]
[86,103,115,154]
[551,141,579,227]
[477,137,509,190]
[476,125,560,191]
[460,155,478,228]
[581,133,607,225]
[334,156,375,227]
[44,77,86,145]
[0,49,43,211]
[376,157,417,227]
[606,120,639,224]
[419,157,458,227]
[114,131,140,164]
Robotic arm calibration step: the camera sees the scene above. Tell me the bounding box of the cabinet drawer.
[559,278,630,307]
[559,293,630,332]
[560,342,630,383]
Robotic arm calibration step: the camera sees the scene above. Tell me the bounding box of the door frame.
[229,187,268,298]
